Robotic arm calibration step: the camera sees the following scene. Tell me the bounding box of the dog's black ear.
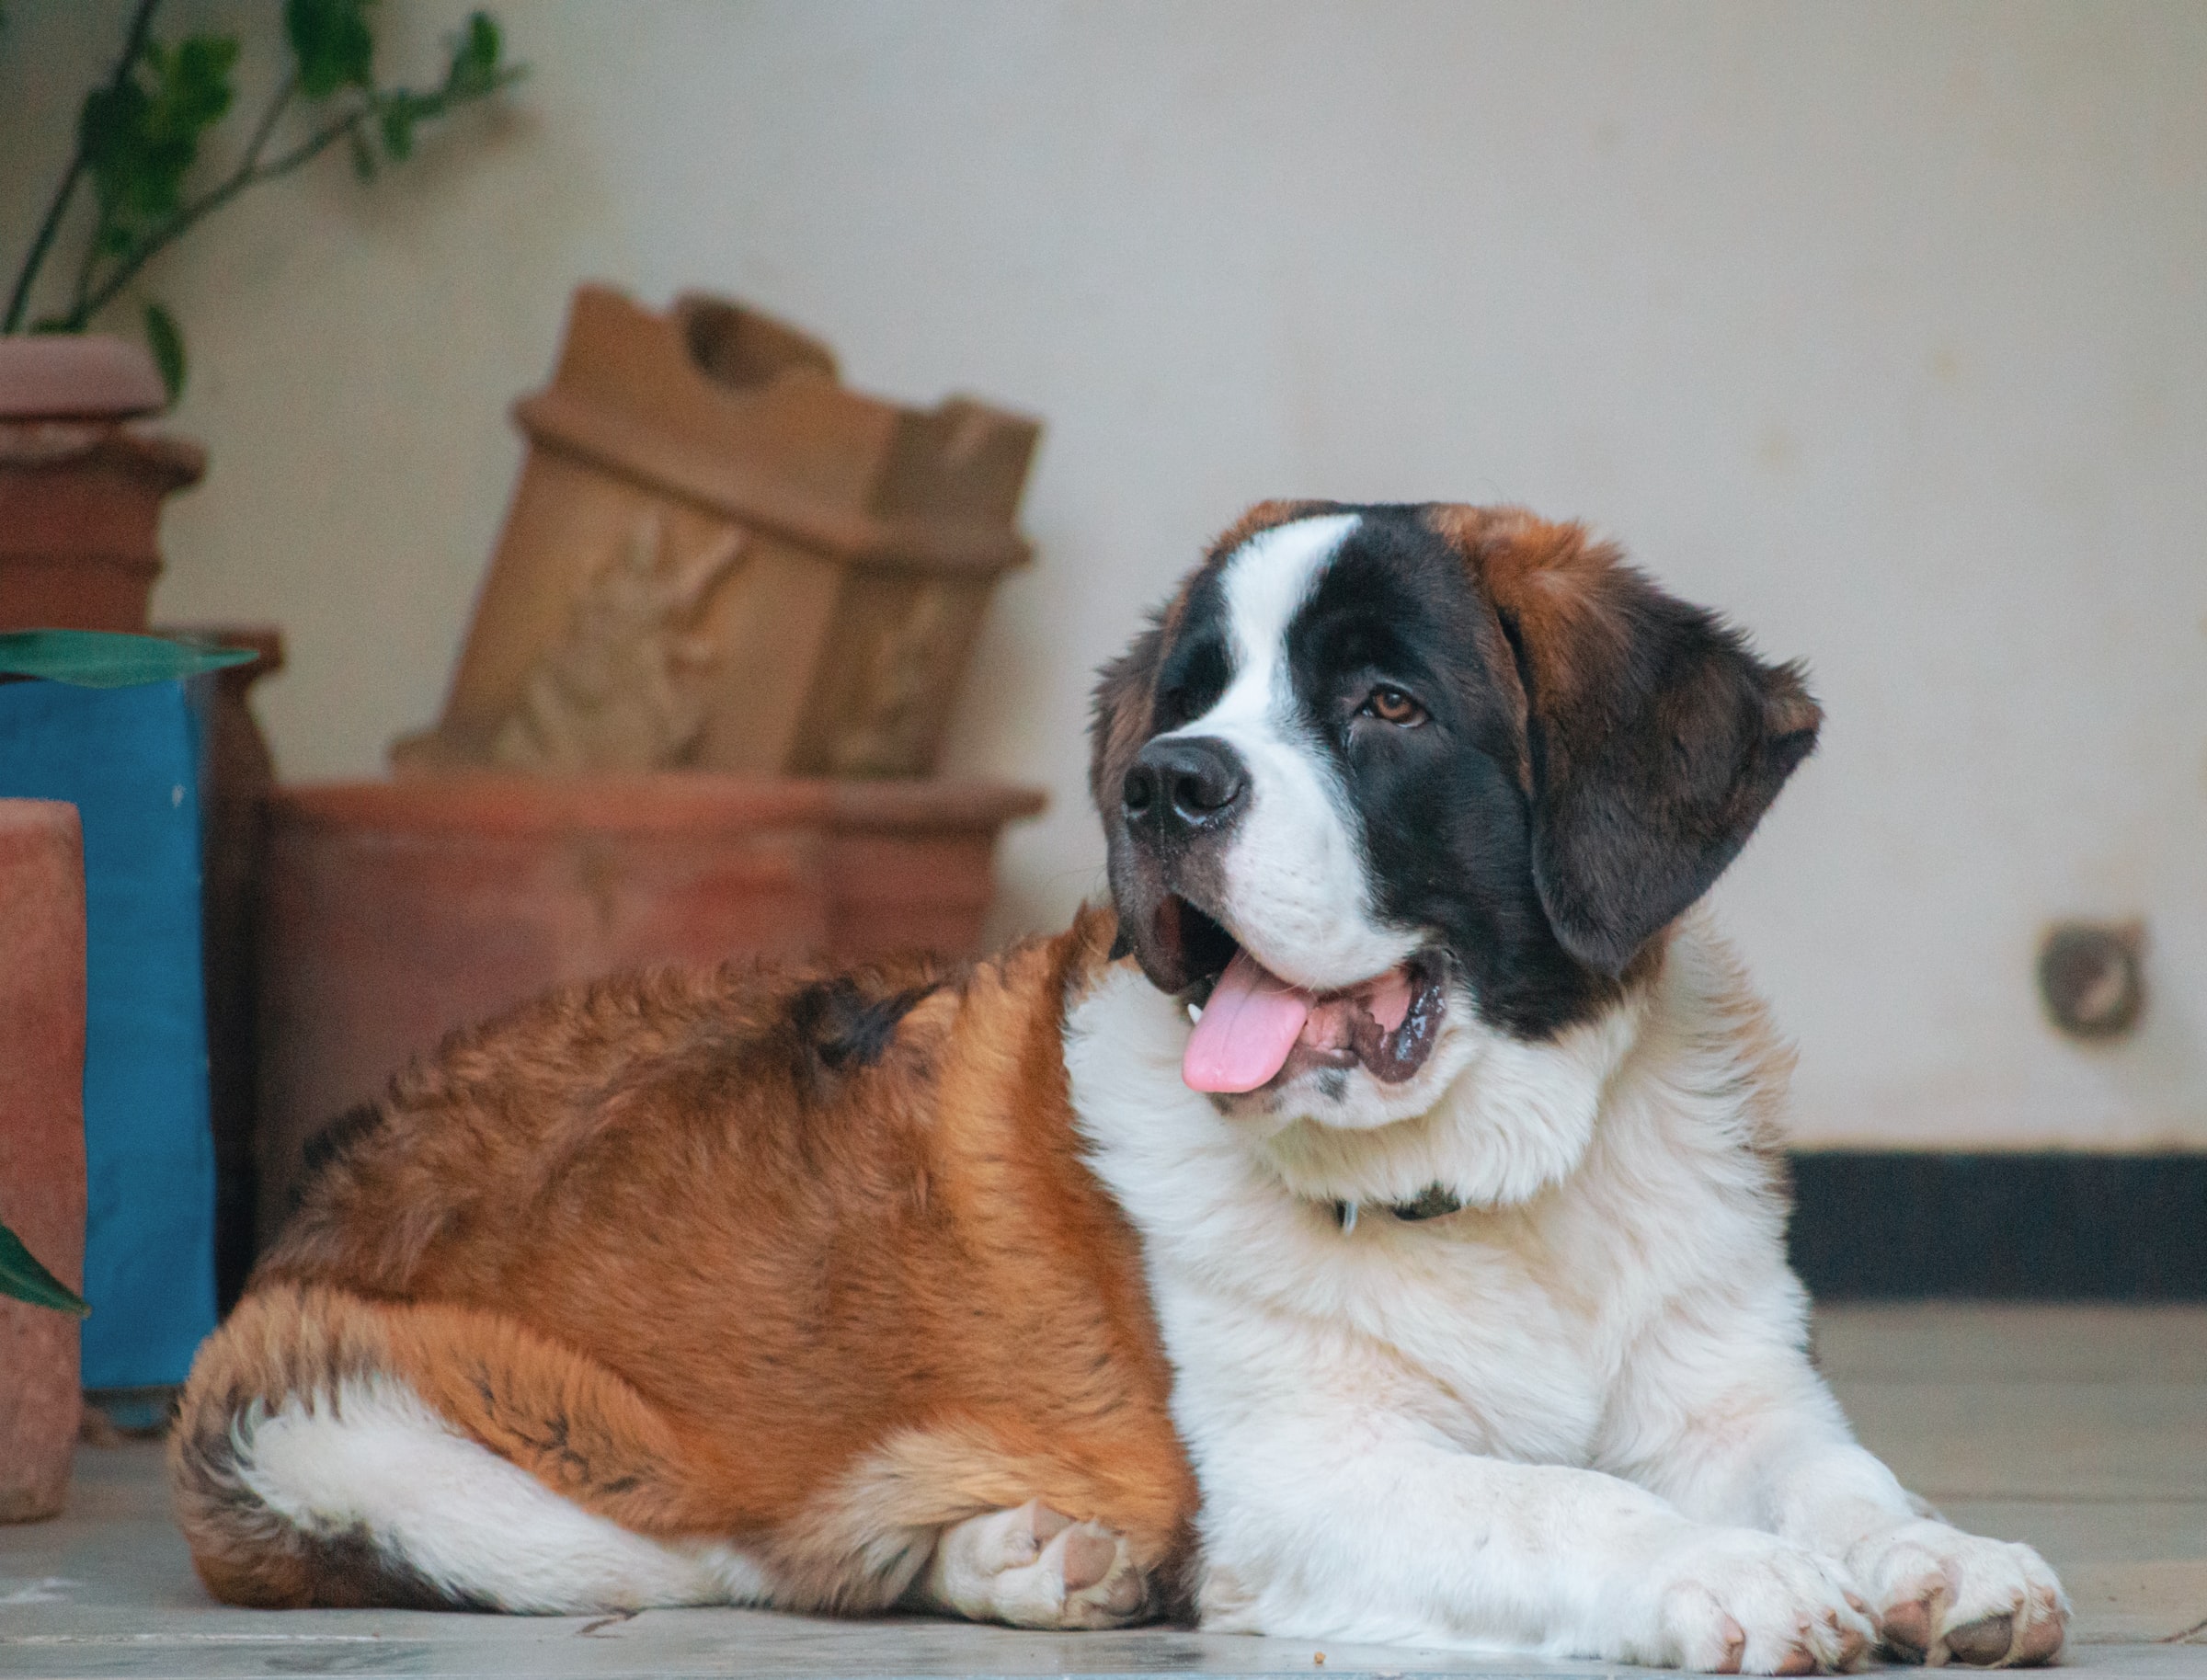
[1440,508,1822,977]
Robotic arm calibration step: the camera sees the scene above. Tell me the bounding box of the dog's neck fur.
[1069,911,1780,1227]
[1252,995,1643,1212]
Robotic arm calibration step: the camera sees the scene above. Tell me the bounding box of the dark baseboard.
[1787,1151,2207,1300]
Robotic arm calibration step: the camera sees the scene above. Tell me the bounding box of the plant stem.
[77,67,304,323]
[3,0,162,332]
[4,163,77,332]
[73,90,360,327]
[240,68,300,179]
[73,51,520,330]
[65,195,104,326]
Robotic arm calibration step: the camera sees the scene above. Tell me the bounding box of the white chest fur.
[1064,918,1802,1509]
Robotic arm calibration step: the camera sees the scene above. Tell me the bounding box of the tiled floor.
[1812,1305,2207,1655]
[3,1304,2203,1678]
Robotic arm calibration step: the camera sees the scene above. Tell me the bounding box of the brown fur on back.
[174,910,1197,1612]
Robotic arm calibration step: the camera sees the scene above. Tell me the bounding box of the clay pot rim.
[0,334,167,421]
[271,775,1047,839]
[0,422,207,486]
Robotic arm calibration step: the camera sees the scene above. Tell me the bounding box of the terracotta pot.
[255,774,1044,1239]
[0,800,88,1523]
[392,286,1040,778]
[0,336,204,633]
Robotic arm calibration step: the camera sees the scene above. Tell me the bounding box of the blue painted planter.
[0,676,217,1391]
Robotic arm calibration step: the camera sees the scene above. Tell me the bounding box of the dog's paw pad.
[1879,1594,1936,1659]
[923,1503,1147,1629]
[1058,1526,1119,1593]
[1946,1613,2013,1665]
[2017,1596,2065,1665]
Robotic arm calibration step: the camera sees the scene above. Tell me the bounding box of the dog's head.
[1091,501,1819,1126]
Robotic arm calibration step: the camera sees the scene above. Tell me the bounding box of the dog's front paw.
[1846,1520,2066,1666]
[1636,1527,1875,1674]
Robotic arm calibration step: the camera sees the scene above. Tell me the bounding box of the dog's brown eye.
[1363,686,1425,726]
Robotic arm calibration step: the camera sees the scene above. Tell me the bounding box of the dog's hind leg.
[169,1283,765,1612]
[747,1423,1184,1629]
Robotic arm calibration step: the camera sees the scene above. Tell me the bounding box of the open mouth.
[1160,898,1447,1095]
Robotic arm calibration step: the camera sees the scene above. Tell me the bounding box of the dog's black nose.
[1124,737,1248,834]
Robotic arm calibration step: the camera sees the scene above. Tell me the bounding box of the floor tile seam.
[1936,1496,2207,1505]
[1915,1491,2207,1503]
[1827,1376,2207,1385]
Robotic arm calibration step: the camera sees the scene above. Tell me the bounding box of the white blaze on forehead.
[1218,514,1361,673]
[1167,512,1418,992]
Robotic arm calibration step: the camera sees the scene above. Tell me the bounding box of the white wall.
[5,2,2202,1149]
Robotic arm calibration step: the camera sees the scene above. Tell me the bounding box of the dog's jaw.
[1076,948,1647,1215]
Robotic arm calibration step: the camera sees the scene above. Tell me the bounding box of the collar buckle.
[1332,1183,1462,1230]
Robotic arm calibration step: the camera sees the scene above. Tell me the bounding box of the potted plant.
[1,0,521,630]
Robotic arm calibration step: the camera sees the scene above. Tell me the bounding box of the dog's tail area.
[168,1282,767,1612]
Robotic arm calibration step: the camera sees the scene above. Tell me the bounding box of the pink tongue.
[1182,948,1316,1094]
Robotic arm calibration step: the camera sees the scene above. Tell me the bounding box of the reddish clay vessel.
[0,799,88,1523]
[0,425,204,631]
[255,774,1044,1237]
[0,337,202,633]
[0,336,202,631]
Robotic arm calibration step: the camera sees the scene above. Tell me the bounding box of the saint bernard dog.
[173,502,2067,1672]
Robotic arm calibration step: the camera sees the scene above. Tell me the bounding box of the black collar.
[1332,1183,1464,1231]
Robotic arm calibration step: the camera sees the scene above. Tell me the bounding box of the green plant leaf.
[0,629,252,689]
[0,1222,88,1318]
[160,36,242,134]
[447,13,502,97]
[142,299,185,402]
[79,78,158,210]
[80,33,238,229]
[379,93,418,161]
[360,13,520,166]
[286,0,377,99]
